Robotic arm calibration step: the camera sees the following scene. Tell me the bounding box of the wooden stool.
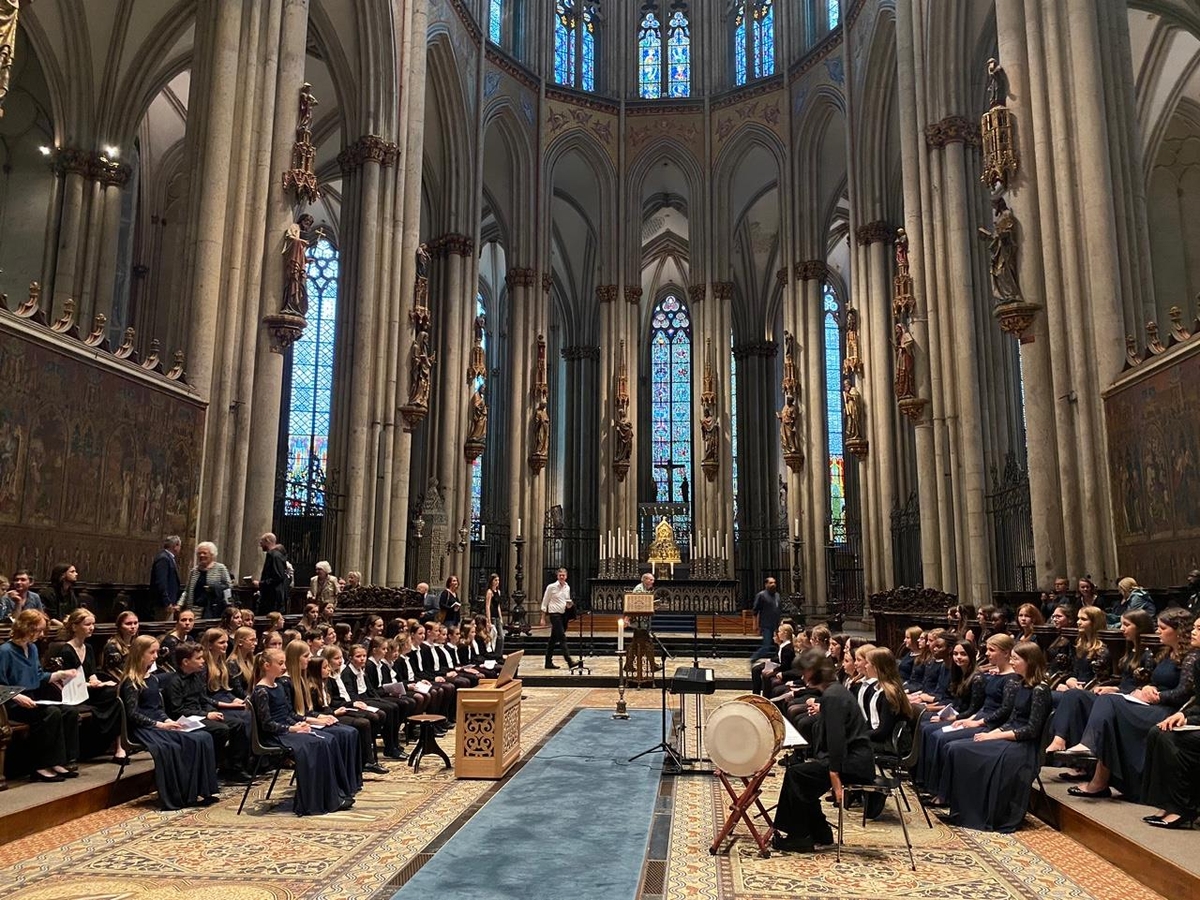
[408,714,452,772]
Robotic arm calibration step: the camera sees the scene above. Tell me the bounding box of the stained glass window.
[734,6,747,85]
[471,294,486,526]
[490,0,503,44]
[555,2,597,91]
[667,9,691,98]
[824,285,846,542]
[650,294,692,507]
[731,341,740,539]
[733,2,774,85]
[639,12,662,99]
[754,1,775,79]
[828,0,840,30]
[284,237,338,515]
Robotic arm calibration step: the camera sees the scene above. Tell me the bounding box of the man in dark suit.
[253,532,289,614]
[150,535,182,621]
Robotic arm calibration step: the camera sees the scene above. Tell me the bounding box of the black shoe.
[110,755,132,766]
[364,763,389,775]
[1147,815,1195,830]
[1067,785,1111,799]
[1057,770,1090,782]
[566,660,577,669]
[223,769,253,784]
[338,797,355,811]
[199,795,220,807]
[544,663,560,669]
[59,768,79,779]
[31,771,66,783]
[383,749,406,760]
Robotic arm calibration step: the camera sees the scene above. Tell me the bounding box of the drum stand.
[709,761,777,858]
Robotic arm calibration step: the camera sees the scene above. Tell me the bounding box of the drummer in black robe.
[772,648,876,852]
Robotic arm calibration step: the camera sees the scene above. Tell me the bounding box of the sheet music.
[168,715,206,732]
[782,718,807,747]
[60,669,89,705]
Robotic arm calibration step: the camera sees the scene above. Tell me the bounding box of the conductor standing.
[540,567,576,670]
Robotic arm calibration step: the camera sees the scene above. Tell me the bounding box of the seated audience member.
[916,635,1016,797]
[183,542,233,619]
[1046,609,1153,758]
[304,629,326,656]
[808,625,831,658]
[282,628,301,647]
[1186,569,1200,619]
[1108,576,1156,626]
[164,641,252,782]
[306,655,387,774]
[1142,615,1200,828]
[0,610,81,781]
[1061,608,1197,803]
[1,569,44,620]
[219,606,241,641]
[772,648,878,852]
[896,626,922,685]
[987,607,1011,640]
[102,610,140,680]
[860,647,914,755]
[1014,603,1044,643]
[161,608,197,655]
[941,641,1050,832]
[1054,606,1112,693]
[752,624,794,696]
[942,640,980,714]
[319,600,337,624]
[251,646,359,815]
[1077,577,1100,611]
[298,603,321,632]
[1041,577,1077,620]
[238,608,256,629]
[221,627,258,698]
[42,562,78,624]
[1044,605,1076,682]
[357,614,385,648]
[119,635,219,809]
[321,624,338,648]
[53,608,122,761]
[308,561,339,605]
[345,570,362,590]
[263,610,286,637]
[339,643,407,758]
[283,642,362,778]
[910,629,952,707]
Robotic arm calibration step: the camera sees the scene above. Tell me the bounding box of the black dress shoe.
[338,797,356,811]
[1067,785,1111,799]
[383,749,406,760]
[199,795,220,807]
[544,663,560,669]
[364,763,389,775]
[31,771,66,783]
[60,768,80,779]
[1147,815,1194,830]
[222,769,253,784]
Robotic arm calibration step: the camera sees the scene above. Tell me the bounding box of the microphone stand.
[628,637,683,774]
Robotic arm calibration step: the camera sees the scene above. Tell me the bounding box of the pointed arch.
[424,32,475,233]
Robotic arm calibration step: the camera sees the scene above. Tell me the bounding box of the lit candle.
[669,561,674,579]
[794,518,799,539]
[517,517,522,536]
[618,617,625,653]
[481,524,486,541]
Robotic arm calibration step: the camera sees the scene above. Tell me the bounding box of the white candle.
[517,517,522,535]
[794,518,799,538]
[618,617,625,653]
[481,524,486,541]
[669,562,674,579]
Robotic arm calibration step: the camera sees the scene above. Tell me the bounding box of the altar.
[587,578,740,614]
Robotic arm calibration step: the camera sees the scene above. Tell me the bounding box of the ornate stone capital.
[624,286,643,305]
[855,221,895,246]
[53,147,91,176]
[541,272,553,293]
[688,284,707,305]
[95,157,132,187]
[795,260,829,282]
[924,115,981,148]
[431,233,475,257]
[712,282,734,302]
[993,300,1041,341]
[776,267,789,286]
[339,135,399,170]
[505,267,537,289]
[596,284,619,303]
[732,340,778,360]
[561,345,601,361]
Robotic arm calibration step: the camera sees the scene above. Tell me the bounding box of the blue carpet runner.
[391,708,665,900]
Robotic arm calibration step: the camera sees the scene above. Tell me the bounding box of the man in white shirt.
[540,567,575,670]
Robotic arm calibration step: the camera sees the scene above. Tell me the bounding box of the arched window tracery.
[649,293,693,506]
[555,1,598,92]
[639,2,691,99]
[824,284,846,542]
[733,0,776,86]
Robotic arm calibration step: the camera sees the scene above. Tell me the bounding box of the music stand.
[628,639,684,773]
[569,598,591,676]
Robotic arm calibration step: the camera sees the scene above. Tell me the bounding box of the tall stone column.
[239,0,311,574]
[50,151,91,318]
[90,168,130,328]
[796,262,829,613]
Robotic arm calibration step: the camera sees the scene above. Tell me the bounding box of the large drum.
[706,694,787,776]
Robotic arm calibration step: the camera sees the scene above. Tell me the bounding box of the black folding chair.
[237,702,292,815]
[113,700,147,784]
[1033,707,1059,829]
[836,769,917,871]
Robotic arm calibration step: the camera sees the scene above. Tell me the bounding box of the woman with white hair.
[183,542,233,619]
[308,561,339,605]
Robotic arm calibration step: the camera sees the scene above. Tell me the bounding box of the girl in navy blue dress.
[1062,607,1197,803]
[909,629,952,708]
[251,647,360,815]
[1046,608,1152,761]
[119,635,219,809]
[897,626,922,686]
[942,641,1050,832]
[918,635,1018,801]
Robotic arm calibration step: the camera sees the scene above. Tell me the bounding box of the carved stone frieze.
[624,286,643,305]
[596,284,619,303]
[712,282,734,302]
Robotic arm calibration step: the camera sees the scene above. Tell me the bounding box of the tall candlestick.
[617,617,625,653]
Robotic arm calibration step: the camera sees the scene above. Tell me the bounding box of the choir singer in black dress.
[1142,616,1200,828]
[772,648,876,852]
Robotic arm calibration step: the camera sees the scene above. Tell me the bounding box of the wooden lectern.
[454,677,523,779]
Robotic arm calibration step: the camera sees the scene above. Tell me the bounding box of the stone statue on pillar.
[532,398,550,457]
[985,58,1009,110]
[842,307,863,376]
[407,331,435,408]
[700,338,720,482]
[264,215,314,351]
[0,1,18,120]
[529,333,550,473]
[777,393,800,460]
[612,339,632,482]
[401,243,435,430]
[978,196,1022,303]
[464,382,488,461]
[894,322,916,400]
[843,379,863,443]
